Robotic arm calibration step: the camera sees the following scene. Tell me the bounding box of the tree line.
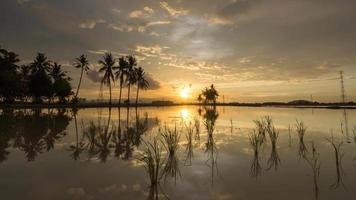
[0,46,149,106]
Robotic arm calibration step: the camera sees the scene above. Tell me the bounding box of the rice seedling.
[253,118,267,145]
[160,125,181,182]
[303,142,321,200]
[264,116,273,133]
[267,126,281,171]
[160,125,180,156]
[139,137,164,186]
[295,120,308,159]
[184,122,194,166]
[326,135,345,190]
[249,130,262,178]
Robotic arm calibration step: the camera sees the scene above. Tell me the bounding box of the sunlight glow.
[180,88,190,99]
[180,108,189,120]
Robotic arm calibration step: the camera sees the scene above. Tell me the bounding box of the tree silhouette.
[73,54,89,101]
[49,62,70,81]
[200,84,219,105]
[30,53,51,74]
[0,48,21,103]
[115,57,128,105]
[99,53,116,105]
[134,66,149,106]
[28,53,53,103]
[125,56,137,104]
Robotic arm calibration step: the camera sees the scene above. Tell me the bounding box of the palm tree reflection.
[68,109,85,160]
[0,109,72,162]
[80,107,155,162]
[203,106,219,184]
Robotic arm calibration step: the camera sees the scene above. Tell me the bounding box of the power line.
[339,71,346,103]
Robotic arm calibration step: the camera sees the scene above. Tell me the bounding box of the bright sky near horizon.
[1,0,356,102]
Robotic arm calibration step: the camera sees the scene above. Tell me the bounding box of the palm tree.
[134,67,149,106]
[30,53,51,74]
[98,53,116,106]
[0,49,20,71]
[73,54,89,100]
[115,57,128,105]
[197,94,203,104]
[201,84,219,105]
[49,62,70,81]
[125,56,137,104]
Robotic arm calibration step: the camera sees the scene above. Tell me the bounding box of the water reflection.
[303,142,321,200]
[67,109,85,160]
[184,122,194,166]
[203,106,219,184]
[78,107,158,162]
[249,130,262,179]
[1,107,356,200]
[161,125,181,183]
[327,135,346,190]
[0,109,71,162]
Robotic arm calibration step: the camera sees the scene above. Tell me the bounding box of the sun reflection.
[180,108,190,120]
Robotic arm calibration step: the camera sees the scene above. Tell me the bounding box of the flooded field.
[0,106,356,200]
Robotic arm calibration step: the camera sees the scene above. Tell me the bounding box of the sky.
[1,0,356,103]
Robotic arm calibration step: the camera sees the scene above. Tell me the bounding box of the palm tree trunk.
[75,67,84,99]
[127,83,131,104]
[74,113,79,149]
[119,80,123,106]
[135,87,139,106]
[126,106,130,128]
[109,80,112,106]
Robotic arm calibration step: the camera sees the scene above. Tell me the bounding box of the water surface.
[0,106,355,200]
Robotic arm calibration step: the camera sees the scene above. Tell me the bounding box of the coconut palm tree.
[134,66,149,106]
[49,62,70,81]
[201,84,219,105]
[98,53,116,106]
[29,53,51,74]
[115,57,128,105]
[125,56,137,104]
[197,94,203,104]
[73,54,89,100]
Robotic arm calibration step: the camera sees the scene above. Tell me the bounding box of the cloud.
[159,1,188,17]
[207,16,233,25]
[108,20,171,33]
[217,0,256,20]
[87,69,101,83]
[17,0,31,5]
[79,19,105,29]
[129,6,154,18]
[145,73,161,90]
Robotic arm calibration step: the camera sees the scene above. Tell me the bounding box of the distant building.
[151,100,174,105]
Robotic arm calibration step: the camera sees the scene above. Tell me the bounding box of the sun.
[180,88,189,99]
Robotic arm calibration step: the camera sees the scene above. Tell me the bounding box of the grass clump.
[139,137,164,186]
[160,125,181,182]
[249,130,262,178]
[295,120,308,159]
